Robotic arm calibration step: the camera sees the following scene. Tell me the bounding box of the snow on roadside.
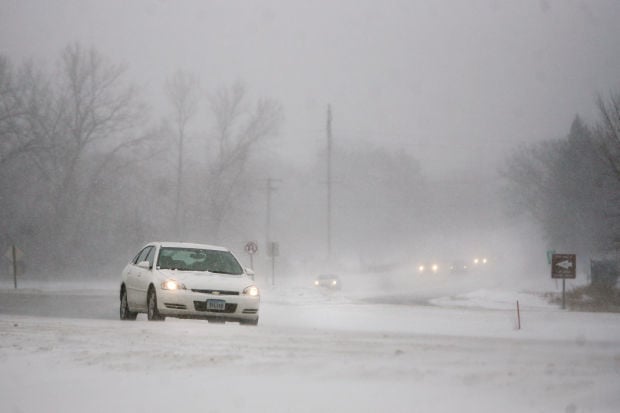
[1,286,620,413]
[430,289,555,310]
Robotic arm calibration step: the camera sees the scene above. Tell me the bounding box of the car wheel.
[240,318,259,326]
[120,288,137,320]
[147,287,165,321]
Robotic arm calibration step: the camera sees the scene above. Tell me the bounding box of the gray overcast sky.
[2,0,620,175]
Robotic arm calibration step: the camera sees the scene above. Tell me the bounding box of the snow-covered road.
[1,277,619,413]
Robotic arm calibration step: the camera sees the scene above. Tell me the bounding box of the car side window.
[133,246,152,265]
[131,251,142,264]
[144,247,155,268]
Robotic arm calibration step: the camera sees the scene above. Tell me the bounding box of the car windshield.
[157,247,243,275]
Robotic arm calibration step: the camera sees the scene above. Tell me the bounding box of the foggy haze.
[1,0,620,282]
[3,1,619,170]
[3,4,620,412]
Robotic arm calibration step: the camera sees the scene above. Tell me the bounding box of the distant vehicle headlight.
[431,264,439,272]
[331,280,338,286]
[161,279,186,290]
[482,258,488,264]
[243,285,260,297]
[314,280,320,286]
[418,265,425,272]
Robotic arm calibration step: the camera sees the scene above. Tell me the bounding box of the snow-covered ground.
[1,271,619,413]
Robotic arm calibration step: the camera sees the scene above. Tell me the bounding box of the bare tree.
[594,92,620,181]
[501,139,560,223]
[0,56,64,254]
[165,70,200,236]
[0,45,163,273]
[29,44,148,266]
[0,56,43,170]
[502,114,619,254]
[201,81,282,239]
[593,92,620,246]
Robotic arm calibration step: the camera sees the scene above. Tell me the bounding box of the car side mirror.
[245,267,255,280]
[137,260,151,270]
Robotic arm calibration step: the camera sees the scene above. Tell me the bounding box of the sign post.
[551,253,576,309]
[5,245,24,289]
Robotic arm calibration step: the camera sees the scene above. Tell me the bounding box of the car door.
[126,245,155,310]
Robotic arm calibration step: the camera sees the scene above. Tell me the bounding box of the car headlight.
[161,279,186,290]
[418,265,425,272]
[243,285,260,297]
[431,264,439,272]
[331,280,338,286]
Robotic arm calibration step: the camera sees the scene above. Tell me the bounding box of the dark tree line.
[502,91,620,257]
[0,44,281,277]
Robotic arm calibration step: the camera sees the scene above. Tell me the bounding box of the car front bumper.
[157,288,260,322]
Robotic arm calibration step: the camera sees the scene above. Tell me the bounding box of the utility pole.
[265,177,279,245]
[326,104,333,262]
[174,126,184,239]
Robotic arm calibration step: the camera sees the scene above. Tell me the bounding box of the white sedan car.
[120,242,260,325]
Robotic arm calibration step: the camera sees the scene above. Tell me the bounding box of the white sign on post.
[244,241,258,255]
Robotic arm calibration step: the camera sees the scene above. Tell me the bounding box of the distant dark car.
[314,274,341,290]
[449,259,469,274]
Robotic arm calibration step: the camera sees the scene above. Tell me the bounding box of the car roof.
[149,241,230,252]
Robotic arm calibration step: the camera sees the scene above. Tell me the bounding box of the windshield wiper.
[208,269,239,275]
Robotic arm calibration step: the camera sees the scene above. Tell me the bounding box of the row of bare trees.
[0,44,281,276]
[502,92,620,257]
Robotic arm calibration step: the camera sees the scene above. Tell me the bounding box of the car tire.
[240,318,259,326]
[147,287,165,321]
[120,287,138,321]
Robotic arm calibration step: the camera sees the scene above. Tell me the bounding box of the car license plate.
[206,299,226,311]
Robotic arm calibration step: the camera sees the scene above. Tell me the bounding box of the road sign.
[268,242,279,258]
[551,253,576,279]
[244,241,258,255]
[5,246,24,262]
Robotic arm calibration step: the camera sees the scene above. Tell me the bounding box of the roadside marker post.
[12,245,17,289]
[5,245,24,289]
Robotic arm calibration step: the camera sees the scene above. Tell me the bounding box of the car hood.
[157,270,254,291]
